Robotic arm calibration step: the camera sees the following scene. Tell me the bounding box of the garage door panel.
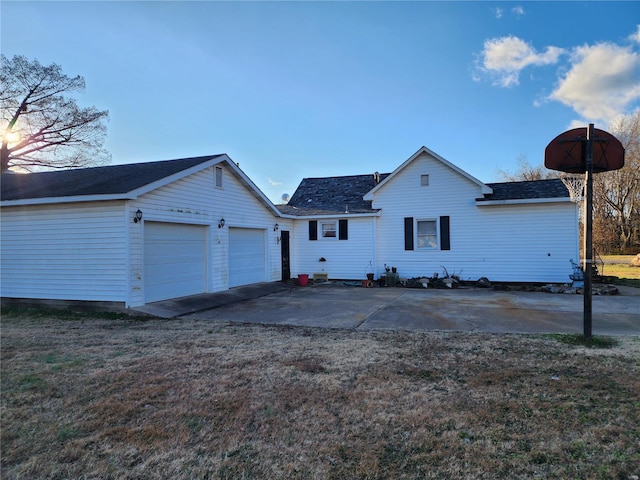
[229,228,265,287]
[144,222,207,303]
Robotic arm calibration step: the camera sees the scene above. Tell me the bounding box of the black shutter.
[404,217,414,250]
[338,219,348,240]
[440,216,450,250]
[309,220,317,241]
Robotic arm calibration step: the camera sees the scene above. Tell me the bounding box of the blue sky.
[2,1,639,203]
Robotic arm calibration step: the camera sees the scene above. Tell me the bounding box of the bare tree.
[497,154,558,181]
[1,55,110,173]
[593,111,640,253]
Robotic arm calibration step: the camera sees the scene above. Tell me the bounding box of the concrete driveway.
[143,282,640,336]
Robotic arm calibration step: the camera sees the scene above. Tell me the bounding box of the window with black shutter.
[309,220,318,241]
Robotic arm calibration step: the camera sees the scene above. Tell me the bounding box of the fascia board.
[1,193,131,207]
[1,156,223,207]
[221,157,283,217]
[278,212,381,220]
[125,155,224,198]
[475,197,573,206]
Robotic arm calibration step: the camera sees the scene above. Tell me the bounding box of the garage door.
[229,228,265,287]
[144,222,207,303]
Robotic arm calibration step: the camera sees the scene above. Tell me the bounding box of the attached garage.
[144,222,207,303]
[228,227,266,287]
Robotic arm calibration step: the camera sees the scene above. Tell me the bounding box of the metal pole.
[583,124,594,340]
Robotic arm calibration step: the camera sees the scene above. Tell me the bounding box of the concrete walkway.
[138,282,640,336]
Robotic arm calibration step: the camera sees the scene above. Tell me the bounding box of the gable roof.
[479,178,570,202]
[1,155,220,201]
[363,146,493,201]
[277,172,390,216]
[1,155,282,216]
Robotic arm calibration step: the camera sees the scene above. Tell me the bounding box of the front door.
[280,230,290,281]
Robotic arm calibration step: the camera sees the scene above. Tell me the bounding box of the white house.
[0,146,578,310]
[280,146,578,283]
[1,155,291,308]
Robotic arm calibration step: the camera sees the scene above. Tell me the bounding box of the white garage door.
[144,222,207,303]
[229,228,265,287]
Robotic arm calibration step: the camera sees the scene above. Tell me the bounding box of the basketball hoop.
[559,172,585,203]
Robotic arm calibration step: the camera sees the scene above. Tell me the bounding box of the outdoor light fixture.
[133,209,143,223]
[218,218,225,228]
[273,223,279,231]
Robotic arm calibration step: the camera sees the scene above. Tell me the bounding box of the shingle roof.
[278,173,390,216]
[481,179,569,201]
[1,155,222,201]
[278,175,570,216]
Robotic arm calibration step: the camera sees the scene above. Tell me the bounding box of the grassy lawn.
[598,255,640,288]
[2,310,639,479]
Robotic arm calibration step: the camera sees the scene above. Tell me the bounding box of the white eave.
[278,211,381,220]
[476,197,573,206]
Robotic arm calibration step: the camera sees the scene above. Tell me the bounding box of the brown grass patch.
[2,311,639,479]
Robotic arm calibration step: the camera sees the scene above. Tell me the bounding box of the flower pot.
[366,273,374,281]
[298,274,309,286]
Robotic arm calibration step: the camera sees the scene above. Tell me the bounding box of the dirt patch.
[2,311,639,479]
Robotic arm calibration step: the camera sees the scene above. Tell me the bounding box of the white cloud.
[267,177,283,186]
[494,7,503,19]
[479,36,564,87]
[630,24,640,45]
[549,42,640,125]
[511,5,525,16]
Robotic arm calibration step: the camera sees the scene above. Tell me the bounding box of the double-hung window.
[404,216,450,251]
[417,220,438,249]
[321,221,337,238]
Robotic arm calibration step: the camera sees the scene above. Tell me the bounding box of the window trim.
[320,220,337,239]
[416,218,438,249]
[420,174,430,186]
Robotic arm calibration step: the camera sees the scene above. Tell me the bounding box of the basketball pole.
[583,123,594,340]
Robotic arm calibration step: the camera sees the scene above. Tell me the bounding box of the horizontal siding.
[128,165,286,306]
[291,217,376,280]
[371,152,579,282]
[1,202,128,301]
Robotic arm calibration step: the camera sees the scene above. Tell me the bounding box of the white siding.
[291,216,376,280]
[371,151,578,282]
[128,164,284,306]
[0,202,128,301]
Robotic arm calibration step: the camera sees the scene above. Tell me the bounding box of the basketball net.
[559,172,586,203]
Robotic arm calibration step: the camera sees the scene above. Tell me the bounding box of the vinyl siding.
[0,201,128,301]
[128,164,286,306]
[290,216,376,280]
[371,151,578,282]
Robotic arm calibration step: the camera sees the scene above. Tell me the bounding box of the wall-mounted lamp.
[133,209,143,223]
[218,218,225,228]
[273,223,279,232]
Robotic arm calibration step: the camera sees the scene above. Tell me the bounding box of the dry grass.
[600,255,640,282]
[2,309,639,479]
